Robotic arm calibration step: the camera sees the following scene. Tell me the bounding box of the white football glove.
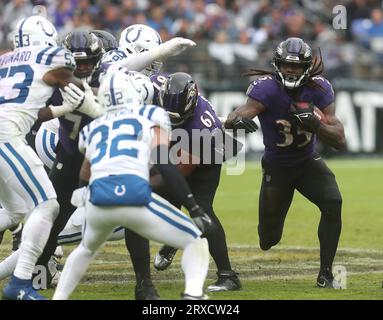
[150,37,196,61]
[49,88,82,118]
[64,81,105,118]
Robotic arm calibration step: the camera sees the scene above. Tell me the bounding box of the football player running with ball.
[225,37,346,288]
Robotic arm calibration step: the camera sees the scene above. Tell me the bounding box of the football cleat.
[317,270,342,289]
[47,255,62,288]
[11,223,23,252]
[153,246,178,271]
[135,279,161,300]
[206,270,242,292]
[3,276,48,300]
[181,292,209,300]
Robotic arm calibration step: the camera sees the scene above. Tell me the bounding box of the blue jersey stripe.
[147,204,198,238]
[43,130,55,162]
[151,197,195,226]
[49,131,57,153]
[0,147,38,206]
[110,74,116,105]
[36,47,52,64]
[147,106,156,120]
[138,106,146,116]
[5,143,48,202]
[80,128,86,144]
[45,48,63,65]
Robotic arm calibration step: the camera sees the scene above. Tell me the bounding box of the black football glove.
[230,117,258,133]
[190,205,215,237]
[289,101,321,133]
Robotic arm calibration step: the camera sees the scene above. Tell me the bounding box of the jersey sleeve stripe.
[45,48,63,65]
[36,47,52,64]
[5,143,48,202]
[147,106,156,120]
[138,106,146,116]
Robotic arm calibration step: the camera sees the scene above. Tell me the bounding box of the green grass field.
[1,159,383,300]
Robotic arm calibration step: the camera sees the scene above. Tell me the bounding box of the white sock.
[0,249,19,280]
[181,237,209,296]
[53,243,95,300]
[14,200,58,280]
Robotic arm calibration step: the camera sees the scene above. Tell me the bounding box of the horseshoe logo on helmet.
[37,20,55,36]
[125,27,143,43]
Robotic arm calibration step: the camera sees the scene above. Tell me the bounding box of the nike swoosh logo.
[317,281,326,288]
[28,296,37,300]
[314,157,321,160]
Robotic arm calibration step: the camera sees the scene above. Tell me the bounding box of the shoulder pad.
[36,46,76,70]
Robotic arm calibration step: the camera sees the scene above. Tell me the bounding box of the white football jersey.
[79,104,171,183]
[0,45,75,142]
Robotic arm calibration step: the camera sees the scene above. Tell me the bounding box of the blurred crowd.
[1,0,383,81]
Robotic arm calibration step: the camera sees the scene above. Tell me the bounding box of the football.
[313,106,328,124]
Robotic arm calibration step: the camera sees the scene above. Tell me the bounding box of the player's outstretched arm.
[316,103,346,150]
[224,97,264,132]
[115,37,196,72]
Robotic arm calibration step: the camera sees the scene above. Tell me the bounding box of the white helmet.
[13,16,58,48]
[123,70,154,105]
[98,70,144,111]
[119,24,163,75]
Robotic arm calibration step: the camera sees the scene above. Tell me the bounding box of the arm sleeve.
[245,77,272,109]
[102,50,156,73]
[312,76,335,109]
[149,105,171,133]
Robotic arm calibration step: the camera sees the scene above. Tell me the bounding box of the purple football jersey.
[151,72,222,162]
[150,72,170,105]
[150,72,222,132]
[246,75,334,166]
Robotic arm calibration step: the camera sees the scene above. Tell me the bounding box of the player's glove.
[230,116,258,133]
[190,205,215,237]
[289,101,321,133]
[49,87,82,118]
[63,81,105,118]
[150,37,196,60]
